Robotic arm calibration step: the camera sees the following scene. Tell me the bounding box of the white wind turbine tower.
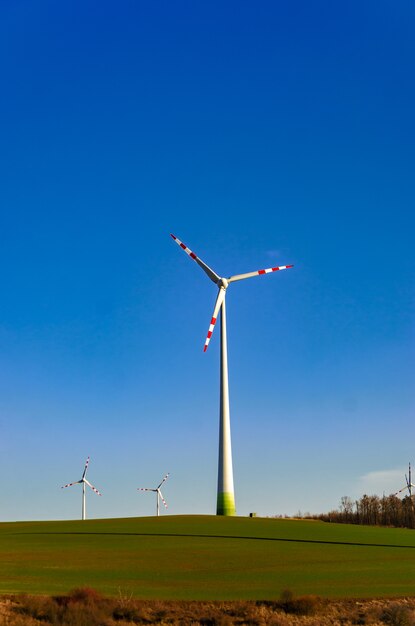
[393,462,415,499]
[138,473,170,516]
[61,456,102,520]
[171,234,293,516]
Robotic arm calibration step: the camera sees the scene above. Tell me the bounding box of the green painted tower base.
[217,491,236,516]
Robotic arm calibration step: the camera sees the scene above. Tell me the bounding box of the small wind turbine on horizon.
[138,473,170,516]
[393,462,415,499]
[170,233,293,516]
[61,456,102,520]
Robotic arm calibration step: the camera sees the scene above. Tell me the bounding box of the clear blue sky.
[0,1,413,520]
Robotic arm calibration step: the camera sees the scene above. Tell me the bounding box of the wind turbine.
[393,463,415,499]
[61,456,102,520]
[170,234,293,516]
[138,473,170,516]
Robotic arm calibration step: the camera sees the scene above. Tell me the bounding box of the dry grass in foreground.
[2,588,415,625]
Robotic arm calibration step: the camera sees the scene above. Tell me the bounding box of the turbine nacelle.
[218,278,229,289]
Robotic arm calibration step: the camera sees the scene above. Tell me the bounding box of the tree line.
[308,494,415,529]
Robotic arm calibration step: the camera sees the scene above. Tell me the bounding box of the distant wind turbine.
[170,234,293,516]
[393,462,415,498]
[138,473,170,516]
[61,456,102,520]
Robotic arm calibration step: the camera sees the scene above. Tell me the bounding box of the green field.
[2,515,415,599]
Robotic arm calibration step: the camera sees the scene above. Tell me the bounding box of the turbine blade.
[157,472,170,489]
[204,288,225,352]
[228,264,294,283]
[170,234,220,284]
[394,486,408,495]
[158,489,168,509]
[137,488,157,492]
[61,481,81,489]
[85,479,102,496]
[82,456,90,479]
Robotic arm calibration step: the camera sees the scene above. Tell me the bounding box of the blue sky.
[0,1,414,520]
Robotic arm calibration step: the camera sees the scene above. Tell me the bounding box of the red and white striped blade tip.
[82,456,90,478]
[170,234,197,260]
[158,473,170,488]
[203,287,226,352]
[269,264,292,272]
[204,315,217,352]
[159,491,168,508]
[61,481,80,489]
[85,480,102,495]
[228,263,294,283]
[170,233,220,284]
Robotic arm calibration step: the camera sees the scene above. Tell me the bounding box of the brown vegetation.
[2,588,415,625]
[306,494,415,529]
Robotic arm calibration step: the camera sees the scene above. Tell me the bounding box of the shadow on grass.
[10,531,415,550]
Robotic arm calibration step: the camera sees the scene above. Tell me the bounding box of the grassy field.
[2,515,415,599]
